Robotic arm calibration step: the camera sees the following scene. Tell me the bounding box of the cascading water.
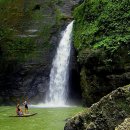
[45,21,74,106]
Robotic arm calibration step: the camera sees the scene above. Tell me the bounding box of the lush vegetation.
[0,106,84,130]
[73,0,130,106]
[73,0,130,53]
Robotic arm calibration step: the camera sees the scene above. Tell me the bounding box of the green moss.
[55,8,66,24]
[32,11,44,20]
[0,26,37,62]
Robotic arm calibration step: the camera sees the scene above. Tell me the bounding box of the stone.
[64,84,130,130]
[115,118,130,130]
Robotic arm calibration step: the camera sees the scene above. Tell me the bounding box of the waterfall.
[46,21,74,106]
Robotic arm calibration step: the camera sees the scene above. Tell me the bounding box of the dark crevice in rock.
[68,44,82,104]
[32,4,41,11]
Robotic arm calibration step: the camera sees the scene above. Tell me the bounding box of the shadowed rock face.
[68,44,82,104]
[78,48,130,106]
[64,84,130,130]
[0,0,81,104]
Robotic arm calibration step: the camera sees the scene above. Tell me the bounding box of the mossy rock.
[65,84,130,130]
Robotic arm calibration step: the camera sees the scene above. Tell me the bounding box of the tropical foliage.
[73,0,130,55]
[73,0,130,105]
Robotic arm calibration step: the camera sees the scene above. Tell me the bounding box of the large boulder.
[64,84,130,130]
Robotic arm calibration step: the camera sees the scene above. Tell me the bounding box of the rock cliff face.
[64,84,130,130]
[0,0,81,104]
[72,0,130,106]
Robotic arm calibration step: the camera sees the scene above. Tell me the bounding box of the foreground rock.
[64,84,130,130]
[115,118,130,130]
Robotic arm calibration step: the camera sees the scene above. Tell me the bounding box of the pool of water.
[0,106,85,130]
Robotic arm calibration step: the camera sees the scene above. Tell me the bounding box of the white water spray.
[45,21,74,106]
